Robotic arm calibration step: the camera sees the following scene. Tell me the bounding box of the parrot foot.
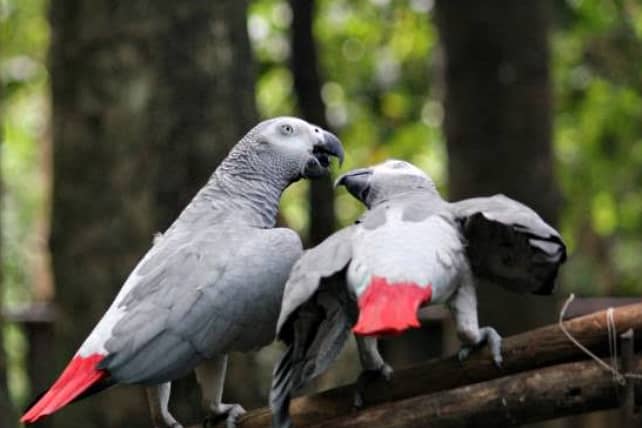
[152,414,183,428]
[203,403,246,428]
[353,363,394,409]
[457,345,473,363]
[457,326,503,368]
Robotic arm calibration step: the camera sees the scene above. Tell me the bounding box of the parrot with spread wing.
[21,117,344,428]
[270,159,566,428]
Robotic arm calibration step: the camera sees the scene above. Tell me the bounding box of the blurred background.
[1,0,641,427]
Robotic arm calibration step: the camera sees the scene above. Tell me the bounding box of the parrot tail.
[353,276,433,336]
[270,346,295,428]
[21,353,108,424]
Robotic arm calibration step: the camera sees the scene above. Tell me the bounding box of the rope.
[558,293,642,385]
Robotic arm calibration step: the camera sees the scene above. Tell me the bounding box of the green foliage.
[3,323,27,404]
[250,0,642,296]
[553,0,642,294]
[1,0,48,406]
[249,0,445,230]
[1,0,48,304]
[0,0,642,410]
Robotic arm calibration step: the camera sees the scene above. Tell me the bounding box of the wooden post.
[1,302,57,428]
[620,328,637,425]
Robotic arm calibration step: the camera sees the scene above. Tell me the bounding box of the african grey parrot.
[21,117,344,428]
[270,159,566,428]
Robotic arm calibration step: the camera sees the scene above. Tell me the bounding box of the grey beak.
[335,168,373,202]
[316,131,345,166]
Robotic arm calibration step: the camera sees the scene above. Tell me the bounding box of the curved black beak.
[314,131,344,166]
[335,167,373,203]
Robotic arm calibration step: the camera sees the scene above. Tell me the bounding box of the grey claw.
[380,363,394,382]
[353,363,394,409]
[353,391,364,409]
[204,403,246,428]
[494,355,503,369]
[458,327,503,369]
[225,404,246,428]
[482,326,503,369]
[457,346,472,363]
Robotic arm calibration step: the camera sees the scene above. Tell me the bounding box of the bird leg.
[146,382,183,428]
[448,271,503,368]
[353,336,393,408]
[195,354,246,428]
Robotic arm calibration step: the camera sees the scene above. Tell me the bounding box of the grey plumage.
[92,118,343,390]
[451,194,566,295]
[271,228,357,428]
[271,159,566,428]
[95,117,341,384]
[276,226,357,336]
[23,117,344,427]
[101,226,301,384]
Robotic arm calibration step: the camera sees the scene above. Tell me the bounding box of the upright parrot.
[21,117,344,428]
[270,159,566,428]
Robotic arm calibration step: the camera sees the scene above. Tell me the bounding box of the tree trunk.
[48,1,256,427]
[288,0,336,246]
[434,0,560,335]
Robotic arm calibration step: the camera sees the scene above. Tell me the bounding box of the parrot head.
[247,116,344,181]
[335,159,436,207]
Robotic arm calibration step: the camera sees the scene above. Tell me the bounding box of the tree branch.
[189,303,642,427]
[224,302,642,428]
[309,358,642,428]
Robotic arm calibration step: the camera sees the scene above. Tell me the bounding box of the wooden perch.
[561,297,642,319]
[309,358,642,428]
[1,302,57,324]
[229,302,642,428]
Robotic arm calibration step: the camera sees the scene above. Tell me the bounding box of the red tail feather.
[353,276,432,336]
[21,354,107,424]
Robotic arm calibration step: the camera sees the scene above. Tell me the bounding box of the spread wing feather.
[271,227,356,428]
[276,226,356,338]
[451,194,566,295]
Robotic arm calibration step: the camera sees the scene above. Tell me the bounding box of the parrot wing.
[99,225,302,384]
[451,194,566,295]
[271,226,357,428]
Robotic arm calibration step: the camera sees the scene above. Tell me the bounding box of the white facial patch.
[252,117,322,168]
[262,116,314,147]
[372,159,428,179]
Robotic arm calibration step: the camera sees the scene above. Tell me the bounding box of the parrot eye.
[280,124,294,136]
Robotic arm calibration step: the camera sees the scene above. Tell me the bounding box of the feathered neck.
[171,142,293,230]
